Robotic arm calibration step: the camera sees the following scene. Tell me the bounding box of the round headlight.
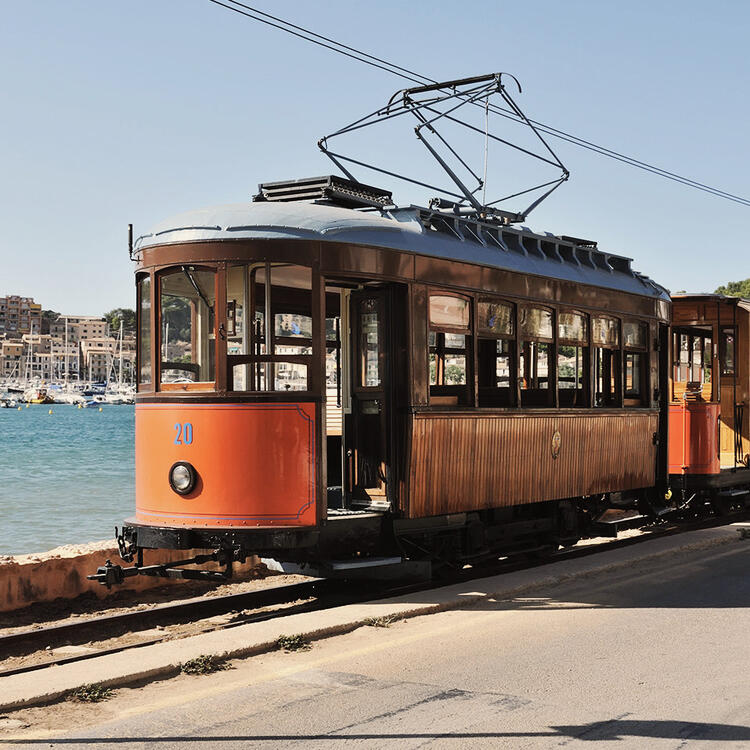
[169,461,196,495]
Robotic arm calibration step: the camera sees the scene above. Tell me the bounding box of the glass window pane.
[325,317,338,342]
[520,342,550,389]
[444,333,466,349]
[558,312,587,342]
[495,339,511,387]
[275,313,312,339]
[679,333,689,364]
[429,295,470,329]
[703,340,712,382]
[520,307,553,340]
[275,362,308,391]
[226,265,246,355]
[160,268,215,384]
[360,298,380,387]
[137,275,151,384]
[242,264,313,392]
[592,317,619,347]
[478,300,513,337]
[558,345,584,388]
[445,355,466,385]
[625,352,642,397]
[429,352,438,385]
[231,363,247,391]
[624,321,647,349]
[721,328,735,375]
[595,348,620,406]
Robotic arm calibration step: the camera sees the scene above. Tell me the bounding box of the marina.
[0,403,134,556]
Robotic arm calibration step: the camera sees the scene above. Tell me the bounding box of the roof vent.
[560,234,598,249]
[254,175,393,210]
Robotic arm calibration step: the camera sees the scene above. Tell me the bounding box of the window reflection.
[160,267,215,386]
[137,275,151,385]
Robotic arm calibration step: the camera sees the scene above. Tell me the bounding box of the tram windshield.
[159,267,216,386]
[227,263,313,392]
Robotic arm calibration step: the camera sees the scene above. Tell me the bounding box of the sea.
[0,404,134,555]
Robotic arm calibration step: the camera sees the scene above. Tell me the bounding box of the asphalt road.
[4,541,750,749]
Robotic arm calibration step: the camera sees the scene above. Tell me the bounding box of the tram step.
[591,513,650,538]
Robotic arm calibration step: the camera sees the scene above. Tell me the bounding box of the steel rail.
[0,579,327,664]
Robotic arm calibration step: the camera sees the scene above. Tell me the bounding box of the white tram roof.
[136,201,669,302]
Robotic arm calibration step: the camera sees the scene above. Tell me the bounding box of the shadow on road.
[4,719,750,744]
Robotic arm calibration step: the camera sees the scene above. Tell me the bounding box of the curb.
[1,527,744,713]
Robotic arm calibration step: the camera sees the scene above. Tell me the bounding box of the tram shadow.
[7,720,750,744]
[376,542,750,611]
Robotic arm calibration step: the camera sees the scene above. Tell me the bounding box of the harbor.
[0,403,134,556]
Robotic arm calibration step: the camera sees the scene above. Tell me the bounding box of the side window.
[519,306,554,407]
[159,267,216,388]
[558,311,589,407]
[137,274,152,387]
[428,293,472,406]
[623,321,648,406]
[721,327,736,376]
[477,299,515,407]
[672,327,712,403]
[593,316,620,407]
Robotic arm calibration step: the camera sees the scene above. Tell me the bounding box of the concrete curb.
[1,525,745,713]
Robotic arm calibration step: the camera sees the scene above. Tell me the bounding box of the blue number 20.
[174,422,194,445]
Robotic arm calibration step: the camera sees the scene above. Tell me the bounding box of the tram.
[93,175,673,584]
[669,294,750,509]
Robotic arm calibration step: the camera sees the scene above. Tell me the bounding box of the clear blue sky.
[1,0,748,315]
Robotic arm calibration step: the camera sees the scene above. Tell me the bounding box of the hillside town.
[0,294,135,404]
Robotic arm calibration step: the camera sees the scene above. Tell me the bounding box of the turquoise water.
[0,404,134,555]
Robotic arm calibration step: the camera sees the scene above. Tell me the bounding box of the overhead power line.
[207,0,750,209]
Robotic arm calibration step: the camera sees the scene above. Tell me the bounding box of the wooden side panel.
[408,411,658,518]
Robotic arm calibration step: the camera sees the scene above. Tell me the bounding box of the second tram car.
[96,175,675,584]
[669,294,750,510]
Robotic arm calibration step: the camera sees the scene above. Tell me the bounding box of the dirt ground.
[0,571,313,673]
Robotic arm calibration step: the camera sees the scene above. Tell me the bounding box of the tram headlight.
[169,461,197,495]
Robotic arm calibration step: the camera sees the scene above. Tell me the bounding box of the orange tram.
[92,176,750,586]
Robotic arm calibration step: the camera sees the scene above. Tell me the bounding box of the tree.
[104,308,136,335]
[715,279,750,298]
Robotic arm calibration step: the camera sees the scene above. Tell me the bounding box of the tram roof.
[135,201,669,302]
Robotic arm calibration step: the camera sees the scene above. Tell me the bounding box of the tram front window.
[159,267,216,386]
[227,263,314,392]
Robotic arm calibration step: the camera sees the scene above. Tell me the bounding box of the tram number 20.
[174,422,194,445]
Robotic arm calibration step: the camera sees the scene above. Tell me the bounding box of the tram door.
[348,288,393,508]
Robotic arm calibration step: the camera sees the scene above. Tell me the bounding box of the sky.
[1,0,748,315]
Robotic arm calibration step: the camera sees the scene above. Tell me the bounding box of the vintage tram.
[669,294,750,508]
[94,175,674,585]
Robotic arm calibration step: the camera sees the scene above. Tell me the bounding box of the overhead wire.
[207,0,750,208]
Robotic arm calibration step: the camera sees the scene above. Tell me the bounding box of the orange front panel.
[668,402,720,475]
[135,403,317,527]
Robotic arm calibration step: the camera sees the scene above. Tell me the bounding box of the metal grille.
[254,175,393,210]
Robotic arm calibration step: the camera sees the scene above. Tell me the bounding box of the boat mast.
[118,316,123,388]
[64,317,68,387]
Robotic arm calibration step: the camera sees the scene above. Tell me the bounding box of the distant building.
[49,338,80,380]
[0,338,24,378]
[50,315,109,343]
[20,334,55,381]
[80,338,118,382]
[0,296,41,336]
[0,311,135,384]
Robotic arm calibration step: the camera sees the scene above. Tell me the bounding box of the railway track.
[2,511,747,679]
